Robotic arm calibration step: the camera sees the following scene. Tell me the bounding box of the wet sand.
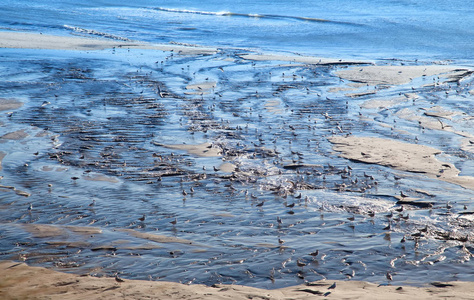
[1,30,474,298]
[2,260,474,300]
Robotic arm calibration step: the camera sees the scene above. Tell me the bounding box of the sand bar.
[329,135,474,190]
[157,142,222,157]
[336,65,472,85]
[240,53,370,65]
[0,31,217,54]
[1,260,473,300]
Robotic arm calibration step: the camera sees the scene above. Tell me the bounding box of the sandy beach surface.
[1,30,474,299]
[2,260,474,300]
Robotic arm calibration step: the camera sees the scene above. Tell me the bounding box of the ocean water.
[1,0,474,290]
[1,0,473,62]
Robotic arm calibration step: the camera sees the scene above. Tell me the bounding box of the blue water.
[1,0,473,62]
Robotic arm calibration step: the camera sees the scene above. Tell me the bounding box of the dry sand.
[1,260,474,300]
[0,31,217,54]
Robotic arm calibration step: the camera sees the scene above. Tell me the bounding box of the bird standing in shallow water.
[170,218,177,225]
[138,214,146,222]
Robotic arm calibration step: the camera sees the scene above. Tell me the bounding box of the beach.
[2,260,474,300]
[0,27,473,299]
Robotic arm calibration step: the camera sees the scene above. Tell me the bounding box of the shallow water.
[1,0,474,289]
[0,43,473,288]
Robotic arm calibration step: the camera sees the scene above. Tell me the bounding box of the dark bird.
[386,271,393,281]
[309,250,319,257]
[138,214,146,222]
[88,200,96,207]
[182,189,188,196]
[115,274,125,284]
[328,282,336,290]
[296,259,307,267]
[170,218,177,225]
[256,201,264,207]
[278,238,285,245]
[400,191,409,198]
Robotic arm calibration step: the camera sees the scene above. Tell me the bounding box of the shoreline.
[1,260,474,299]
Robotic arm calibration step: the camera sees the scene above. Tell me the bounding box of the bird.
[182,189,188,196]
[276,216,282,224]
[170,218,177,225]
[256,201,264,207]
[138,214,146,222]
[400,191,409,198]
[278,238,285,245]
[296,260,307,267]
[27,203,33,211]
[386,271,393,281]
[328,282,336,289]
[115,274,125,284]
[309,250,319,257]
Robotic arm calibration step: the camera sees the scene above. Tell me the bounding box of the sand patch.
[360,96,408,110]
[186,82,216,91]
[1,129,28,140]
[264,99,284,114]
[83,173,119,183]
[336,65,471,86]
[21,224,102,238]
[422,106,461,120]
[0,151,5,171]
[0,31,217,55]
[158,142,222,157]
[1,260,474,300]
[329,135,474,190]
[0,98,23,111]
[240,53,369,65]
[218,162,236,172]
[345,91,377,98]
[118,229,195,245]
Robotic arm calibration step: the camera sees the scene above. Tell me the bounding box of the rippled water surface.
[1,0,474,289]
[1,45,473,288]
